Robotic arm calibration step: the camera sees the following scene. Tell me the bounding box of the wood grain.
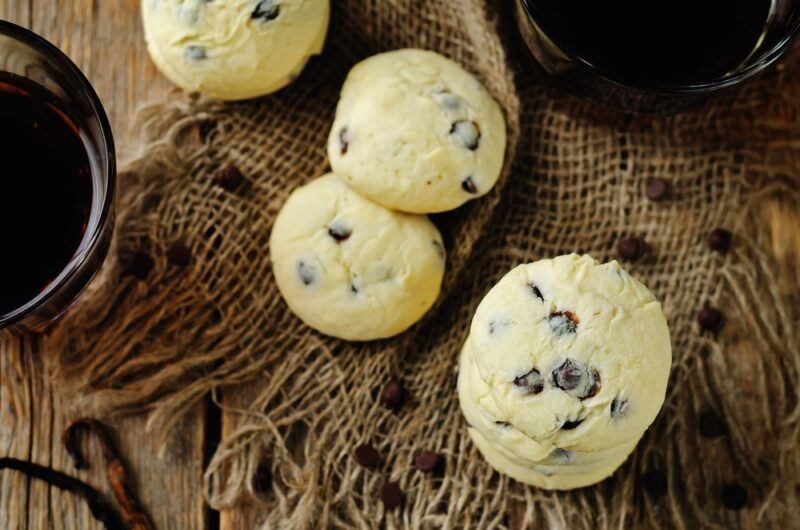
[0,2,208,530]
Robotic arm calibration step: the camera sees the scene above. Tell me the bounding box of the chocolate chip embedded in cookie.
[552,359,600,400]
[513,369,544,395]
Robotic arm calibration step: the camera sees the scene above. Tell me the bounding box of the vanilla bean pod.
[64,418,155,530]
[0,457,126,530]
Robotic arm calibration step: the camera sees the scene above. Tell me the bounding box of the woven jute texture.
[45,1,800,528]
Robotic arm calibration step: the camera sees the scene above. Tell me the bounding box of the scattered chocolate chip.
[381,379,407,411]
[513,369,544,395]
[529,282,544,301]
[252,0,280,21]
[707,228,732,253]
[252,460,272,493]
[646,178,670,201]
[720,483,748,510]
[413,450,442,473]
[328,221,352,242]
[617,236,647,261]
[461,176,478,194]
[339,127,352,155]
[640,469,668,499]
[186,45,206,60]
[561,419,583,430]
[380,482,402,509]
[610,397,629,419]
[697,307,725,333]
[214,164,244,191]
[548,311,578,335]
[296,260,315,286]
[552,359,600,400]
[699,410,728,439]
[166,242,191,267]
[353,444,380,468]
[451,120,481,150]
[124,251,154,280]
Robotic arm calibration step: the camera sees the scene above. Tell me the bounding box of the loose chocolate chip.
[698,410,728,439]
[186,45,206,60]
[698,307,725,333]
[707,228,732,253]
[646,178,670,201]
[166,242,192,267]
[296,260,315,286]
[513,369,544,395]
[413,450,442,472]
[353,444,380,468]
[252,460,272,493]
[214,164,244,191]
[339,127,352,155]
[451,120,481,150]
[610,397,629,419]
[552,359,600,400]
[548,311,578,335]
[328,221,352,242]
[461,176,478,194]
[561,418,583,430]
[529,282,544,301]
[252,0,280,21]
[720,483,748,510]
[380,482,402,509]
[381,379,407,411]
[640,469,668,499]
[124,251,154,280]
[617,236,647,261]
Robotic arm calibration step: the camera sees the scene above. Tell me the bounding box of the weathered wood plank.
[0,1,208,529]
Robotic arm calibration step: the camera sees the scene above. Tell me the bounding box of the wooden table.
[0,2,257,528]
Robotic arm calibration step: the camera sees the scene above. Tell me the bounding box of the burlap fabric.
[45,1,800,528]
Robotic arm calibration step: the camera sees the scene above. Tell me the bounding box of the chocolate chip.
[252,0,280,21]
[552,359,600,399]
[494,421,511,428]
[561,418,583,430]
[640,469,667,499]
[339,127,352,155]
[617,236,647,261]
[349,281,359,295]
[124,251,154,280]
[698,307,725,333]
[699,410,728,439]
[548,311,578,335]
[379,482,402,509]
[434,90,461,109]
[328,221,352,242]
[166,242,191,267]
[353,444,380,468]
[707,228,732,253]
[610,397,629,419]
[549,448,572,464]
[646,178,670,201]
[413,450,442,473]
[529,282,544,301]
[186,45,206,60]
[461,176,478,194]
[451,120,481,150]
[380,379,407,411]
[214,164,244,191]
[513,369,543,395]
[252,460,272,493]
[720,483,748,510]
[296,260,315,286]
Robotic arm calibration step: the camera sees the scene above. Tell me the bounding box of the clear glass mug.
[514,0,800,113]
[0,21,116,332]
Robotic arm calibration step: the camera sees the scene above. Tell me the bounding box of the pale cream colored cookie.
[142,0,329,100]
[327,49,507,213]
[458,254,672,489]
[270,174,446,341]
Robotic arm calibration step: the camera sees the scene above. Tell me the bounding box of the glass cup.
[514,0,800,113]
[0,21,116,332]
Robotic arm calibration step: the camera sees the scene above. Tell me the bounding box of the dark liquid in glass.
[529,0,773,85]
[0,74,93,316]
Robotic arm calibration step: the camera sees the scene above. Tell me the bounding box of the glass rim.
[518,0,800,95]
[0,20,116,329]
